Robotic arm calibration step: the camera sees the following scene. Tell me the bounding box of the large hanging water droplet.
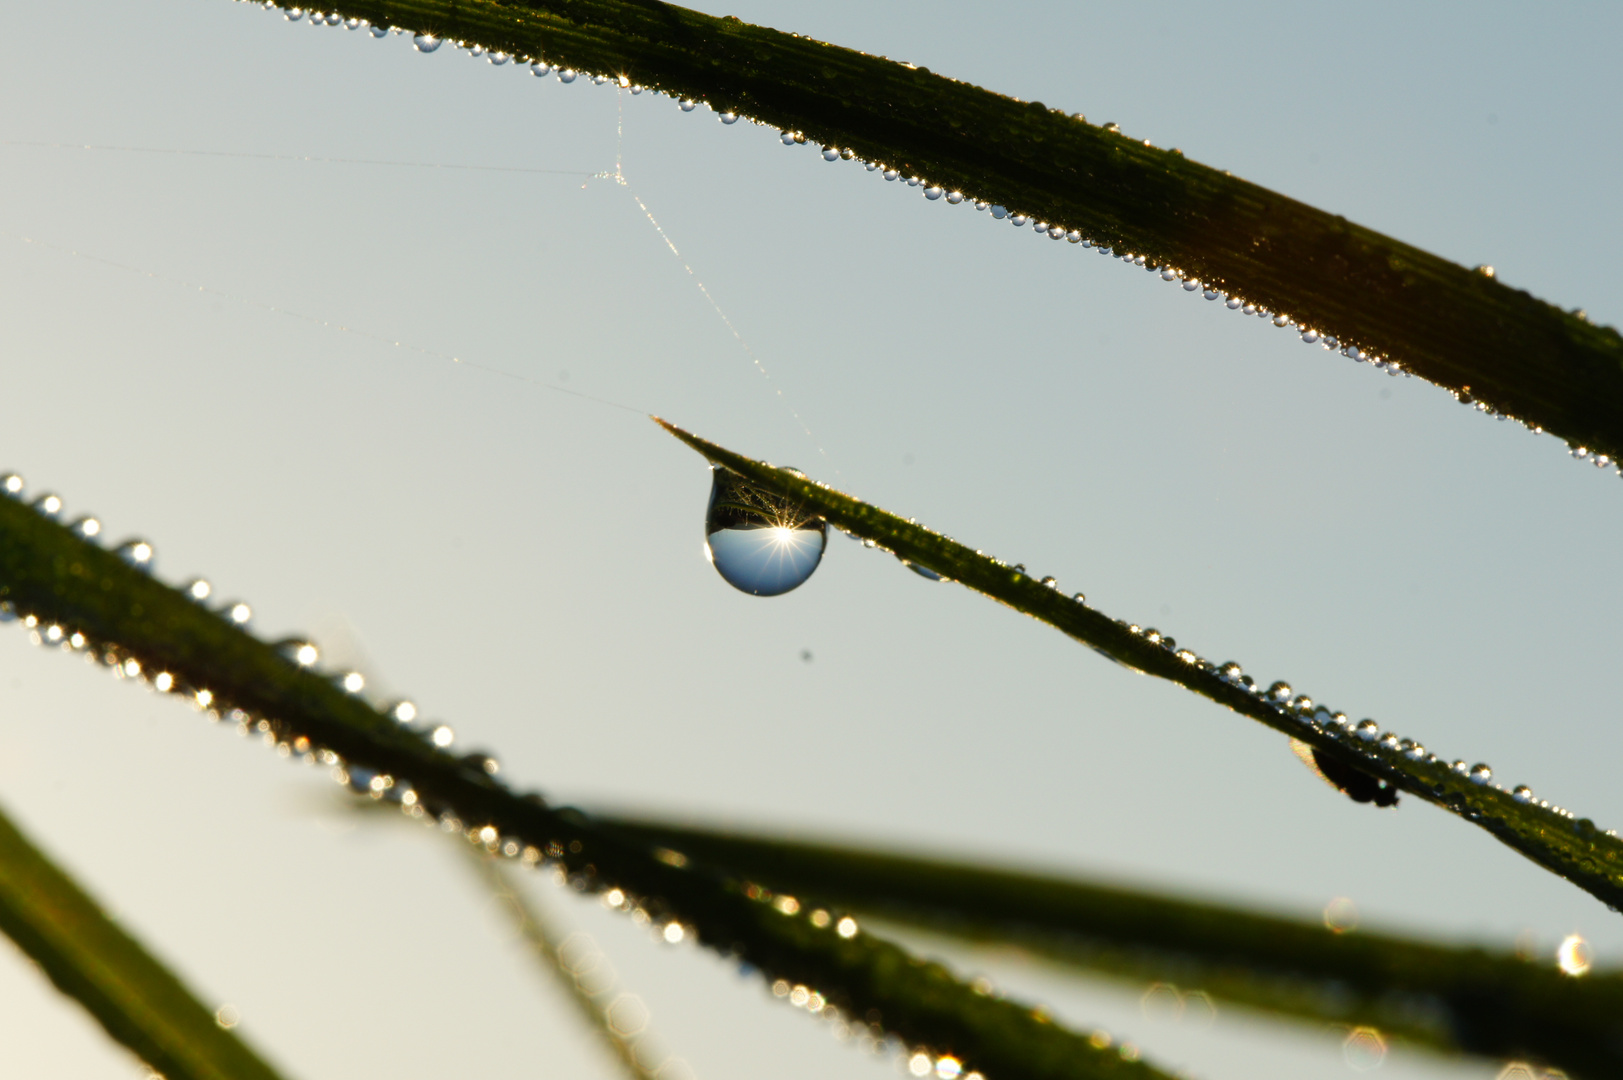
[704,467,826,597]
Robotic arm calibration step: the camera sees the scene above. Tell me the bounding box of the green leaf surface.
[0,488,1175,1080]
[656,417,1623,914]
[0,799,290,1080]
[599,814,1623,1079]
[315,0,1623,461]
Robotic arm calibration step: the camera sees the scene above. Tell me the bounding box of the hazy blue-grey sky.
[1,2,1620,1078]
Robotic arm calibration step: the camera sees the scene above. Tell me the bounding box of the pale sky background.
[2,2,1621,1078]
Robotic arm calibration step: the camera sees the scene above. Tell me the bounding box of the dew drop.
[1557,933,1591,976]
[489,51,509,65]
[431,724,455,747]
[1,474,22,496]
[390,700,418,724]
[720,111,739,124]
[946,191,965,204]
[71,516,101,539]
[32,494,63,517]
[1265,680,1292,703]
[186,579,212,601]
[531,62,551,76]
[924,186,944,200]
[559,68,578,83]
[990,205,1007,219]
[116,539,155,570]
[1469,763,1492,784]
[369,24,386,38]
[1355,719,1379,741]
[822,146,840,161]
[284,641,319,667]
[1512,785,1535,804]
[227,602,252,626]
[704,468,827,597]
[679,99,697,112]
[412,33,440,52]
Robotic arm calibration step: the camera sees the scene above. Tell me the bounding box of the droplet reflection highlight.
[704,467,827,597]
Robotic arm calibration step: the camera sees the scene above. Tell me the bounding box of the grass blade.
[598,814,1622,1079]
[655,418,1623,913]
[310,0,1623,462]
[0,799,290,1080]
[0,487,1180,1080]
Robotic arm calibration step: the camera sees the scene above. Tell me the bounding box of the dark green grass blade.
[315,0,1623,462]
[655,418,1623,915]
[598,814,1623,1079]
[0,490,1175,1080]
[0,799,290,1080]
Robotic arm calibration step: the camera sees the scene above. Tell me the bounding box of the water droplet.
[1066,230,1082,242]
[719,111,738,124]
[1203,289,1220,301]
[369,24,387,38]
[1010,214,1029,227]
[227,602,252,625]
[1512,785,1535,804]
[341,671,365,693]
[1265,681,1292,703]
[116,539,155,570]
[1557,933,1591,975]
[559,68,578,83]
[704,468,827,596]
[1469,763,1492,784]
[840,148,855,160]
[1226,296,1244,309]
[1475,264,1495,279]
[990,205,1007,218]
[677,99,697,112]
[186,579,212,601]
[412,33,440,52]
[1355,719,1379,741]
[285,8,304,21]
[1218,661,1243,682]
[32,494,62,517]
[1,474,22,496]
[390,700,418,724]
[488,51,509,65]
[431,724,455,747]
[282,641,319,667]
[1273,313,1292,327]
[821,146,840,161]
[1182,279,1202,292]
[1404,741,1427,760]
[1072,592,1086,604]
[531,62,551,76]
[924,186,944,200]
[1343,1027,1386,1070]
[946,191,965,204]
[898,558,942,581]
[71,516,101,539]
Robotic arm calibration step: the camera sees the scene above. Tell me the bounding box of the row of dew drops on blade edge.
[0,470,1036,1080]
[255,0,1619,483]
[724,463,1621,869]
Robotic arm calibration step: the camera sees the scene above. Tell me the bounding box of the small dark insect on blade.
[1290,739,1399,807]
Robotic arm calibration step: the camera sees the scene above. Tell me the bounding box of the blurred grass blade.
[597,814,1623,1079]
[316,0,1623,462]
[655,418,1623,913]
[469,851,672,1080]
[0,799,290,1080]
[0,488,1177,1080]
